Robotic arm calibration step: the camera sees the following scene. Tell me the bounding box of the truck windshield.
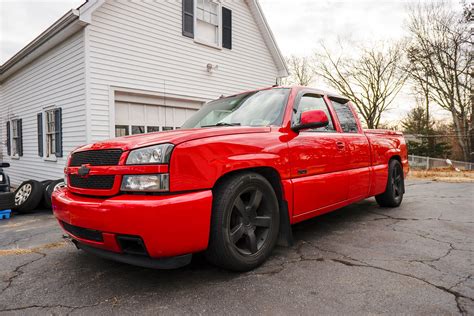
[181,88,290,129]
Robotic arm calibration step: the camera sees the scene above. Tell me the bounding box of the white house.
[0,0,288,186]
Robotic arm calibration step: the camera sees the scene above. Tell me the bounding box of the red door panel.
[289,132,349,216]
[344,134,371,200]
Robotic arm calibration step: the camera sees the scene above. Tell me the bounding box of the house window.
[132,126,145,135]
[115,125,129,137]
[182,0,232,49]
[37,108,62,159]
[11,119,22,157]
[46,110,56,157]
[146,126,160,133]
[196,0,220,46]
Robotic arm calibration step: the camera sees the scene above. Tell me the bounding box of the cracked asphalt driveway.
[0,180,473,315]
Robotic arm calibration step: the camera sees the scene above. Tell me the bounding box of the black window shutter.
[18,119,23,157]
[37,113,43,157]
[182,0,194,38]
[222,7,232,49]
[54,108,63,157]
[6,121,11,156]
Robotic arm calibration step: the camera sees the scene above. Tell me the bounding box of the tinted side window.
[294,95,335,132]
[332,101,358,133]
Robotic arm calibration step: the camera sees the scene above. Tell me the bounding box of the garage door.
[114,97,201,137]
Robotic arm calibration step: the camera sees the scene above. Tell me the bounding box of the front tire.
[375,159,404,207]
[205,172,280,271]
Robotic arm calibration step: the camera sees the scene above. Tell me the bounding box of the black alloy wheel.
[376,159,404,208]
[229,187,272,255]
[206,172,280,271]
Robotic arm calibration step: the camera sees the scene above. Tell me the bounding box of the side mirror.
[292,110,329,132]
[0,163,10,168]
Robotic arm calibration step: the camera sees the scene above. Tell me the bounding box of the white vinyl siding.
[87,0,279,142]
[0,32,86,185]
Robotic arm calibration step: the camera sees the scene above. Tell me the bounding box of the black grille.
[62,221,103,242]
[69,175,115,190]
[70,150,123,167]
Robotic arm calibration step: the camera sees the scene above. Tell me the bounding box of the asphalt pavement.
[0,180,473,315]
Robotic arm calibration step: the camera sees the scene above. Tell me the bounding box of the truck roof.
[225,86,350,104]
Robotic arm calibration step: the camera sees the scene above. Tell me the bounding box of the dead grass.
[408,169,474,183]
[0,241,67,256]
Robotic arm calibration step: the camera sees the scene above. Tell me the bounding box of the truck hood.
[76,127,271,152]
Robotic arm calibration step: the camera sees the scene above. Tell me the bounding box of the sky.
[0,0,458,123]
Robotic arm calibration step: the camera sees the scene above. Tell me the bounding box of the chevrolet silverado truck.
[52,86,408,271]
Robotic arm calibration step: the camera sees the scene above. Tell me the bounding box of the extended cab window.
[331,100,359,133]
[293,94,335,132]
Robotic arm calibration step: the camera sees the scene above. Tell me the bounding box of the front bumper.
[52,188,213,260]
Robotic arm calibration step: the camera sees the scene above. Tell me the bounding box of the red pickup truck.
[52,86,408,271]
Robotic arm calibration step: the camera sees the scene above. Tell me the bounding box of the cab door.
[328,99,371,200]
[288,93,349,217]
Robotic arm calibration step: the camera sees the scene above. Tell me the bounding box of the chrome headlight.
[121,174,169,192]
[126,144,174,165]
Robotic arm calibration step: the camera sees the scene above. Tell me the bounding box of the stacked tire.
[43,180,66,209]
[13,179,65,213]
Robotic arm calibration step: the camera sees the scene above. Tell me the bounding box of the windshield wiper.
[202,122,241,128]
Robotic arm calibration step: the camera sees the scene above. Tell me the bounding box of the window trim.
[11,119,19,157]
[193,0,223,49]
[45,109,57,159]
[40,107,62,161]
[10,119,22,158]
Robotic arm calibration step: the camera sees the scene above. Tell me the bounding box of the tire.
[39,180,53,209]
[14,180,44,213]
[43,179,66,210]
[375,159,405,208]
[205,172,280,271]
[0,192,15,210]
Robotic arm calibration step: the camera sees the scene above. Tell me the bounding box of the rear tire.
[205,172,280,271]
[375,159,404,208]
[14,180,44,213]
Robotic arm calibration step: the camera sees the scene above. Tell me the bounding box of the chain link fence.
[408,155,474,170]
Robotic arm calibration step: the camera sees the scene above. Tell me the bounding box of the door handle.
[336,141,345,150]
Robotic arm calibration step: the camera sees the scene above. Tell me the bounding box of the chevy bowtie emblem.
[78,165,91,177]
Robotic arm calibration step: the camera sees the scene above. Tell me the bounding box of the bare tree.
[315,43,407,129]
[282,55,314,86]
[405,1,473,161]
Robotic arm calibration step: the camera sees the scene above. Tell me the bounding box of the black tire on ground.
[39,180,53,209]
[14,180,44,213]
[205,172,280,271]
[0,192,15,210]
[43,179,66,210]
[375,159,405,208]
